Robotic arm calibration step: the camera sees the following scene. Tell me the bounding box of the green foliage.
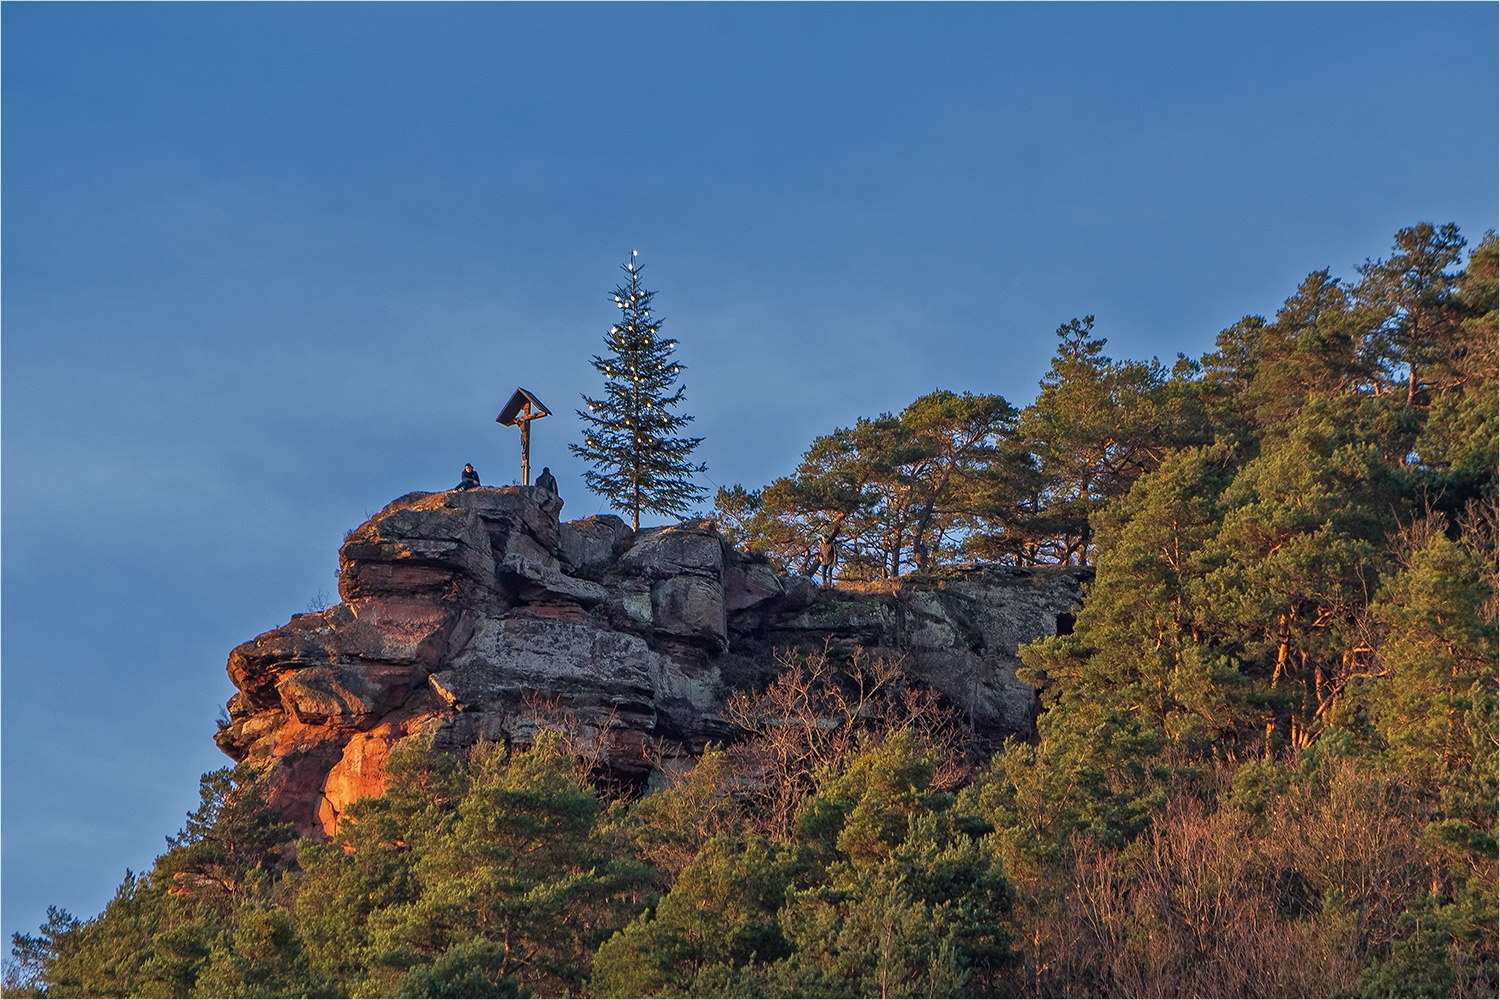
[591,835,795,997]
[1356,222,1469,405]
[573,254,706,529]
[792,730,952,866]
[355,736,652,997]
[1022,444,1255,750]
[963,709,1166,882]
[891,390,1020,573]
[593,732,1014,999]
[156,766,297,910]
[391,940,529,999]
[715,391,1021,581]
[193,901,324,999]
[11,768,298,999]
[1018,316,1208,565]
[771,733,1015,997]
[1363,519,1497,784]
[1217,270,1383,430]
[715,415,899,576]
[616,748,743,884]
[1355,901,1458,999]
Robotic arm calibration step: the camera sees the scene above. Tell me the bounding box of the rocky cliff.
[215,487,1086,838]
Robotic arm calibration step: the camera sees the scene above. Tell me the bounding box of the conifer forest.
[9,224,1497,999]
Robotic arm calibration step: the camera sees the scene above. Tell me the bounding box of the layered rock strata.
[215,487,1085,838]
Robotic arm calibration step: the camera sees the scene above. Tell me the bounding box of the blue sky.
[3,2,1496,945]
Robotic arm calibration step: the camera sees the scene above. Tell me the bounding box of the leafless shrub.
[1390,506,1451,568]
[625,749,743,885]
[502,693,625,783]
[721,645,969,839]
[1016,756,1450,998]
[1263,755,1439,940]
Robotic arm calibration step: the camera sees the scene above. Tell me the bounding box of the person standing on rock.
[455,463,481,490]
[535,466,558,496]
[816,531,838,588]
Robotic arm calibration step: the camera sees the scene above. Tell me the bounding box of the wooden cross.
[495,387,552,486]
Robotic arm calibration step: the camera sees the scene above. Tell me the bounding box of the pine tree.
[573,253,706,530]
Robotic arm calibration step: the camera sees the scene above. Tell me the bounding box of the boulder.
[650,575,727,648]
[724,562,785,611]
[559,515,633,577]
[277,665,381,723]
[617,521,723,579]
[338,487,563,603]
[442,615,661,732]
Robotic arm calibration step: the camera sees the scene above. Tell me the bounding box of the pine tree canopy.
[571,254,706,530]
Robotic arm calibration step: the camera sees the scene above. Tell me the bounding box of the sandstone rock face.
[724,562,785,611]
[216,486,1086,838]
[558,514,632,578]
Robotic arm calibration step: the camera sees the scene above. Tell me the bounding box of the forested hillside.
[9,224,1496,999]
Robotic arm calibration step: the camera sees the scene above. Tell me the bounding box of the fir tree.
[573,253,706,530]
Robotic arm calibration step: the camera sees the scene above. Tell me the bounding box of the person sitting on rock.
[535,466,558,495]
[456,463,480,490]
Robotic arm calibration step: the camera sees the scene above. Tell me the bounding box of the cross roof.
[496,387,552,425]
